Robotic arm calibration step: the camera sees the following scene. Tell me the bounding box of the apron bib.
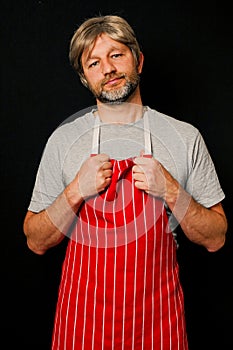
[51,113,188,350]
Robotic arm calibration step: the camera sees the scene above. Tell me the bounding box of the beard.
[87,70,140,104]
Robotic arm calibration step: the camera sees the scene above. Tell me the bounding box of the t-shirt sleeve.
[185,130,225,208]
[27,133,65,213]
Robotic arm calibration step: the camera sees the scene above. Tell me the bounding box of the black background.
[1,1,233,349]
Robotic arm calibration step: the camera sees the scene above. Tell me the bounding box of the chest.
[61,124,188,187]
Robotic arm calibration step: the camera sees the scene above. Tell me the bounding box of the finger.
[98,153,110,162]
[91,154,110,165]
[133,156,149,165]
[140,149,145,157]
[132,173,145,182]
[102,161,113,170]
[104,169,113,178]
[132,164,145,174]
[134,180,148,191]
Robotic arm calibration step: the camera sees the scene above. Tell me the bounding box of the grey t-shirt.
[28,106,225,230]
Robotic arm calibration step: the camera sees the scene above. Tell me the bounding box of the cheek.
[83,68,101,84]
[85,75,103,94]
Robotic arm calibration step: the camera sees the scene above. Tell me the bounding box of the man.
[23,15,227,349]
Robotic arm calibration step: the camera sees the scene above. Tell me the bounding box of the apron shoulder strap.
[91,110,152,156]
[91,116,101,155]
[143,111,152,156]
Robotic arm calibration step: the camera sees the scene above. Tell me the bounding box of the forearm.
[132,156,227,251]
[24,154,113,255]
[166,183,227,252]
[24,182,84,255]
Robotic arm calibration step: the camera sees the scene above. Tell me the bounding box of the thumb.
[140,149,145,157]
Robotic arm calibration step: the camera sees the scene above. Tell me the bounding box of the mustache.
[101,73,126,86]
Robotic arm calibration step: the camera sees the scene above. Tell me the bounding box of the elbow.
[26,236,48,255]
[206,236,226,252]
[23,219,47,256]
[206,219,228,253]
[27,241,47,255]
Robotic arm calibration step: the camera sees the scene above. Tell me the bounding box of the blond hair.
[69,15,141,86]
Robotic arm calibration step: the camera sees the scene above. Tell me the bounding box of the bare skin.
[132,153,227,252]
[23,33,227,254]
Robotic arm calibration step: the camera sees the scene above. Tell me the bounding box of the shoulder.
[146,106,201,144]
[46,107,96,147]
[147,107,198,132]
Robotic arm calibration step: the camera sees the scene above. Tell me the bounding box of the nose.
[101,58,116,75]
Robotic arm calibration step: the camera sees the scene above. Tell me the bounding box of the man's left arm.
[132,156,227,252]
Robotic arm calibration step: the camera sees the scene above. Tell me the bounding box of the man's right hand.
[76,154,113,199]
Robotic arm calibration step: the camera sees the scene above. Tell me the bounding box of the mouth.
[103,75,125,87]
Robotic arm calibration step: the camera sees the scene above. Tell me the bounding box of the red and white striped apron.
[51,114,188,350]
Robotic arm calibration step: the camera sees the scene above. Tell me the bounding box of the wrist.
[65,180,84,210]
[164,178,180,208]
[175,188,192,215]
[166,184,192,223]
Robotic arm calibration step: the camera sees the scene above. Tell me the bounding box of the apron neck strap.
[143,111,152,156]
[91,109,152,156]
[91,116,101,155]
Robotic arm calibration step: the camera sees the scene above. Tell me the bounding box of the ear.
[137,52,144,74]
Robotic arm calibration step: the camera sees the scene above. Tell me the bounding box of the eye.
[112,53,123,59]
[89,60,99,68]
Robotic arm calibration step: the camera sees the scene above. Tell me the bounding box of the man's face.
[81,34,143,104]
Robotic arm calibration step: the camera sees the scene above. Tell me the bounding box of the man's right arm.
[23,183,84,255]
[23,153,113,255]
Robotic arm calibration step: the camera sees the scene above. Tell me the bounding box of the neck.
[96,91,144,124]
